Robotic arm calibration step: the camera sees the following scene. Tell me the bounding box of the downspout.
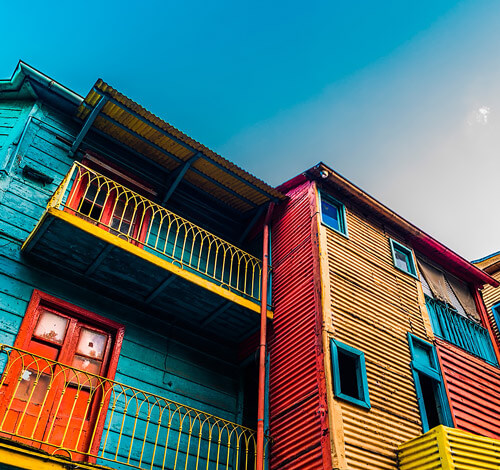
[257,202,274,470]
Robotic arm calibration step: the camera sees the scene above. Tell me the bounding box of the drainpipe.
[257,202,274,470]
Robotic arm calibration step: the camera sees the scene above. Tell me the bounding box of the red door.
[0,292,124,460]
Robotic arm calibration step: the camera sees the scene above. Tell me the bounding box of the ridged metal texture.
[478,270,500,344]
[436,338,500,440]
[268,181,328,470]
[76,81,285,213]
[398,425,500,470]
[324,196,429,470]
[397,426,441,470]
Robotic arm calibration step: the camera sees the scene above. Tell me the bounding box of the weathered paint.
[268,180,331,470]
[398,425,500,470]
[0,79,265,469]
[320,185,430,469]
[436,338,500,440]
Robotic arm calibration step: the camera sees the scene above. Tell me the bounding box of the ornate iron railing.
[0,344,267,469]
[48,162,263,302]
[425,296,498,365]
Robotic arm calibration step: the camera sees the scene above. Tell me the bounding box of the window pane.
[15,370,51,404]
[76,328,107,360]
[69,355,103,388]
[395,249,410,272]
[321,200,340,231]
[33,311,68,344]
[338,350,361,399]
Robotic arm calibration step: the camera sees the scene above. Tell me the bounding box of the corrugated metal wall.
[397,426,441,470]
[479,270,500,345]
[446,426,500,470]
[322,193,429,470]
[269,181,330,470]
[436,338,500,440]
[398,425,500,470]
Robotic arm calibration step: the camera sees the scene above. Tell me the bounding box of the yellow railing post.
[0,344,269,470]
[48,162,265,303]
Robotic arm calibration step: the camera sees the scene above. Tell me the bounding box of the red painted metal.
[436,338,500,440]
[268,181,331,469]
[10,290,125,459]
[257,203,274,470]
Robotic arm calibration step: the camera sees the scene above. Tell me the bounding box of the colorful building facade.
[269,164,500,469]
[1,62,500,470]
[0,62,285,470]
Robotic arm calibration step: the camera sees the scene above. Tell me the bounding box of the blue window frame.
[319,193,348,237]
[492,302,500,330]
[407,333,453,432]
[390,239,418,278]
[330,339,370,409]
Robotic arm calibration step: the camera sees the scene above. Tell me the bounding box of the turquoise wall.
[0,100,247,469]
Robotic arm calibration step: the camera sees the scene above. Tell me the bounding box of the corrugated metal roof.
[76,81,285,213]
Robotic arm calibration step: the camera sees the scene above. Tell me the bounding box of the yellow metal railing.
[398,425,500,469]
[0,344,268,469]
[48,162,263,302]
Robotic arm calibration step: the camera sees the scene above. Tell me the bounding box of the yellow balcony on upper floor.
[398,425,500,470]
[22,163,271,339]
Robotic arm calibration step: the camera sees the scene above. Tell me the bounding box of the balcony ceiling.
[76,81,286,213]
[23,210,268,343]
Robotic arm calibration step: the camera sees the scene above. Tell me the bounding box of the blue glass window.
[390,239,417,278]
[320,194,347,236]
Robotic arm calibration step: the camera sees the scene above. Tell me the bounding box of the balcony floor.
[22,208,271,341]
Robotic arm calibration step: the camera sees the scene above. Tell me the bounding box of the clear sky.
[1,0,499,260]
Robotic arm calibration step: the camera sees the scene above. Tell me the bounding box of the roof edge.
[0,61,83,106]
[304,162,499,288]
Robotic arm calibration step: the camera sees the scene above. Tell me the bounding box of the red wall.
[269,181,331,469]
[437,338,500,440]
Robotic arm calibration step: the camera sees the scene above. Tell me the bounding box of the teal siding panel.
[0,238,240,421]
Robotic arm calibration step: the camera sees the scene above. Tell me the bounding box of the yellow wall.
[318,188,431,470]
[479,270,500,344]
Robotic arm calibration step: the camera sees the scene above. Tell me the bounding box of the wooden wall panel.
[322,193,429,469]
[0,105,245,438]
[436,338,500,440]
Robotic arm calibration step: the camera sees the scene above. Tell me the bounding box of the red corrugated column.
[268,180,332,470]
[257,203,274,470]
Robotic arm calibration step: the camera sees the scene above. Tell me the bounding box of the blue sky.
[1,0,499,259]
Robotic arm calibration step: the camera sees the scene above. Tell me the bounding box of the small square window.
[390,239,417,278]
[320,193,348,236]
[330,339,370,409]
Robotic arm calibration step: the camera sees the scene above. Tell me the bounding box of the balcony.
[0,344,268,469]
[425,296,498,365]
[398,425,500,469]
[22,163,271,339]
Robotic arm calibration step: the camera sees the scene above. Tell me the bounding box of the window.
[390,239,417,278]
[0,290,124,457]
[493,303,500,329]
[66,155,153,245]
[320,192,348,236]
[330,339,370,409]
[407,334,452,432]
